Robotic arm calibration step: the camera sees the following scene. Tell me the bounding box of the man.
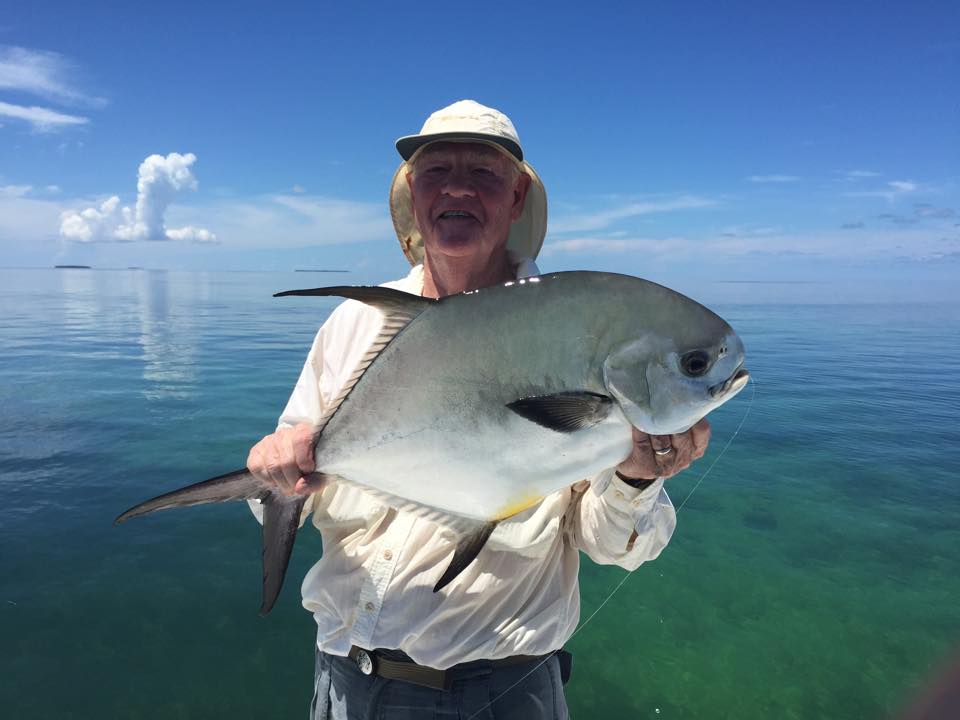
[247,100,711,719]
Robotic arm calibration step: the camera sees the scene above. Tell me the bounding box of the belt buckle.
[354,648,376,676]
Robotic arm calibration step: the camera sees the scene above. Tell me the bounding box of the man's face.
[406,142,530,266]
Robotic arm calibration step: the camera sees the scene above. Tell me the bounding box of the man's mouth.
[437,210,477,220]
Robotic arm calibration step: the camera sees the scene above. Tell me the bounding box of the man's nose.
[440,168,477,197]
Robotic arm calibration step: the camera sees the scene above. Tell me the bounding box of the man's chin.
[426,235,487,259]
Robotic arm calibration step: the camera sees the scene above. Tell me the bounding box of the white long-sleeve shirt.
[252,259,676,669]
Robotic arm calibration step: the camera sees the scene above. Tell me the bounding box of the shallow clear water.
[1,268,958,719]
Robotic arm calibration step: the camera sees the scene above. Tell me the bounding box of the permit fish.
[116,271,749,614]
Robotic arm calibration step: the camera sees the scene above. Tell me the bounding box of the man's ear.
[511,172,532,221]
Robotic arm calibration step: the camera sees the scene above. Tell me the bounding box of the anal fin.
[259,492,308,616]
[434,521,498,593]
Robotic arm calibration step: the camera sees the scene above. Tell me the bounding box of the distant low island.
[295,269,350,273]
[54,264,92,269]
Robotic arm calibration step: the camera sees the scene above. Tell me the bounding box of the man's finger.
[246,442,263,476]
[670,431,695,464]
[278,432,303,489]
[293,426,317,475]
[649,434,673,456]
[650,434,680,477]
[690,418,712,457]
[295,472,328,495]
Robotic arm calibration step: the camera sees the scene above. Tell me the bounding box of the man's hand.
[616,418,711,481]
[246,422,326,496]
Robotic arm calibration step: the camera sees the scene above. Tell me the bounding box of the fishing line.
[465,378,758,719]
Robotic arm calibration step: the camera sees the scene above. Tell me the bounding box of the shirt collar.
[402,253,540,295]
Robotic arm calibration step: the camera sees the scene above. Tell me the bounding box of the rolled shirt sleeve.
[567,467,677,571]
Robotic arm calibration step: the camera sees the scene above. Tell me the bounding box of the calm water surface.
[1,268,958,719]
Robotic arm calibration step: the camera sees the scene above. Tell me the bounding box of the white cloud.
[745,175,801,183]
[545,236,696,255]
[0,183,62,198]
[914,203,955,219]
[888,180,917,193]
[1,184,32,197]
[0,192,64,248]
[59,195,131,242]
[550,195,716,234]
[0,46,103,132]
[0,100,88,131]
[191,193,391,248]
[845,179,920,203]
[164,226,217,243]
[59,152,216,243]
[543,226,951,262]
[838,169,881,181]
[0,46,104,106]
[0,183,392,269]
[719,224,782,238]
[545,234,791,258]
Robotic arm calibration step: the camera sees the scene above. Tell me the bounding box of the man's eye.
[473,167,496,176]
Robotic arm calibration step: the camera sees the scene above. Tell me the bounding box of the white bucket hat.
[390,99,548,266]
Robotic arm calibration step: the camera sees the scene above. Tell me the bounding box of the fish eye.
[680,350,712,377]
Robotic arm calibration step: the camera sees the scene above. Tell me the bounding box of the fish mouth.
[709,365,750,398]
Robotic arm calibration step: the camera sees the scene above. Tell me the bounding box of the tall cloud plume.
[59,152,216,243]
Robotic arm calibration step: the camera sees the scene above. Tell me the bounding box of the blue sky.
[1,1,957,300]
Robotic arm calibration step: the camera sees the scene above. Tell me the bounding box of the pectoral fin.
[434,521,498,592]
[259,492,308,616]
[507,391,613,433]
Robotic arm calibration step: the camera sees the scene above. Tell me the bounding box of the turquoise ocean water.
[1,268,958,719]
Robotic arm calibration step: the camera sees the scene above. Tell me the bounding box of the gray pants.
[311,650,570,720]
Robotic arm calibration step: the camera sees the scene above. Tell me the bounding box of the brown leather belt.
[347,645,552,691]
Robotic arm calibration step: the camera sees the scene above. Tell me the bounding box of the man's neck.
[421,251,515,298]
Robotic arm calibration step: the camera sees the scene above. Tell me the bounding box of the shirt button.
[614,490,624,499]
[383,549,393,560]
[365,601,376,612]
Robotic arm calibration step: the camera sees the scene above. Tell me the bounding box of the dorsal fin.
[274,285,435,320]
[276,285,437,437]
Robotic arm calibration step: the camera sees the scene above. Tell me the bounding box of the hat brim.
[389,159,547,266]
[396,132,524,163]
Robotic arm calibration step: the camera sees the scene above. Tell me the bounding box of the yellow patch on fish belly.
[494,493,544,521]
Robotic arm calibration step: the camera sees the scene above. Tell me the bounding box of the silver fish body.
[116,271,749,612]
[314,272,746,522]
